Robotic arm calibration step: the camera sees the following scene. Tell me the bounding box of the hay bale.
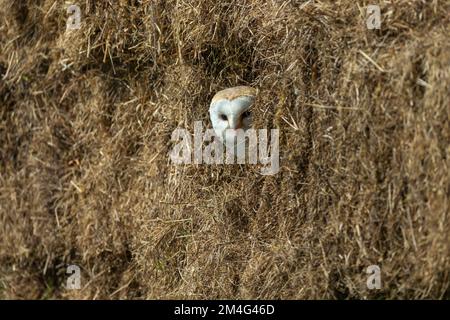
[0,0,448,299]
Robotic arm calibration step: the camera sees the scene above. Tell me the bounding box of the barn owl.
[209,86,257,144]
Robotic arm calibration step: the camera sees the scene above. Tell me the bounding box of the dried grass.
[0,0,449,299]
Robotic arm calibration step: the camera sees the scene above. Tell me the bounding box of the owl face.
[209,86,257,144]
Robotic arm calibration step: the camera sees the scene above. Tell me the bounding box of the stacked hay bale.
[0,0,448,299]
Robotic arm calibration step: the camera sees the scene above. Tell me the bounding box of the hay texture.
[0,0,449,299]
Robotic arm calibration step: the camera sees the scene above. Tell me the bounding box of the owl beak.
[228,118,242,130]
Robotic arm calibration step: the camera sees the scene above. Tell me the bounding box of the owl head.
[209,86,257,144]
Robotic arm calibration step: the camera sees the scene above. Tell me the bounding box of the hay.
[0,0,449,299]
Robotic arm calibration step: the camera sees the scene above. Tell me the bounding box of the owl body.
[209,86,257,144]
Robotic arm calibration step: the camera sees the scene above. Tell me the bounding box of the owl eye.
[219,114,228,121]
[242,110,251,118]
